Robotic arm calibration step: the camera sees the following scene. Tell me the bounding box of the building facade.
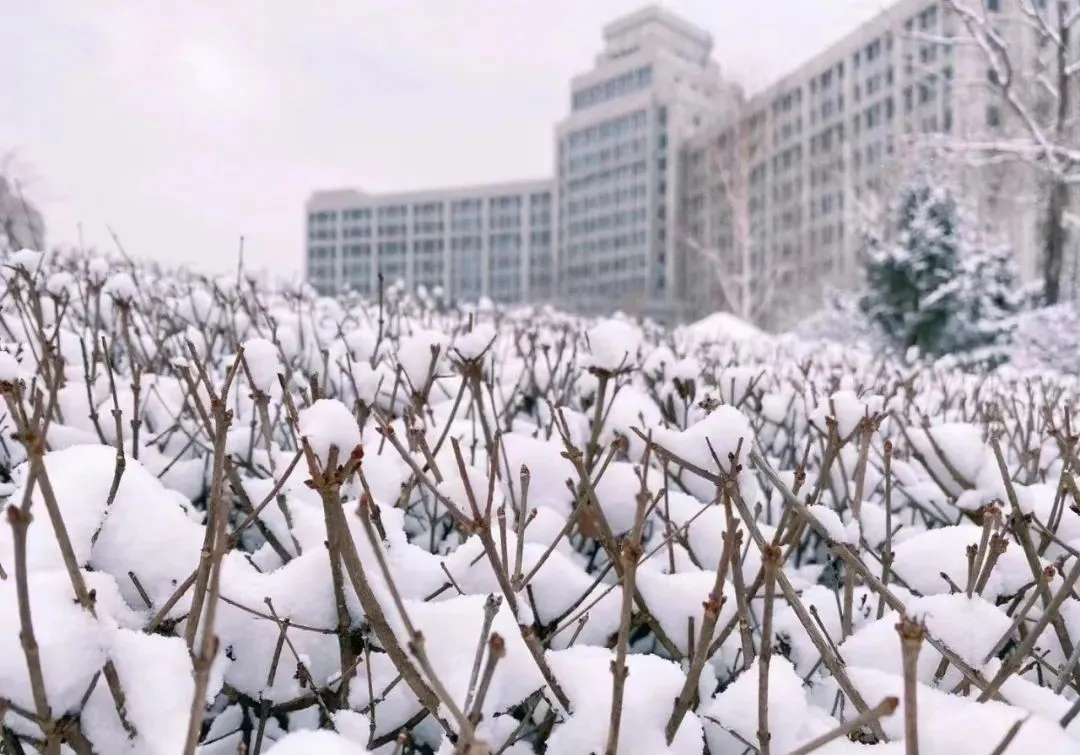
[554,6,742,321]
[307,1,1073,328]
[681,0,1072,331]
[305,180,553,304]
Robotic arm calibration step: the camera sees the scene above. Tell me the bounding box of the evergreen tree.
[859,173,963,356]
[859,172,1020,362]
[945,238,1020,365]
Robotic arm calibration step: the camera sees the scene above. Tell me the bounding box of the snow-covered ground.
[2,246,1080,754]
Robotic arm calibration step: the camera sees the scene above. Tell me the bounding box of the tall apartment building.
[305,180,553,304]
[681,0,1069,331]
[554,6,742,321]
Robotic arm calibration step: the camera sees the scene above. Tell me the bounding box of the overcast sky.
[1,0,889,278]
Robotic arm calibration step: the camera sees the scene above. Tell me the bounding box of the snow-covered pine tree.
[945,237,1021,365]
[859,172,963,356]
[859,171,1021,363]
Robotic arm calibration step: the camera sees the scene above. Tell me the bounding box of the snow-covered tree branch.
[683,119,798,329]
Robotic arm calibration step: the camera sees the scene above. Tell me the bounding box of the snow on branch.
[0,242,1079,754]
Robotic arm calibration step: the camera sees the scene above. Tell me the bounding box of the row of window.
[317,211,553,240]
[312,261,552,302]
[312,233,551,260]
[566,207,650,236]
[571,66,653,112]
[565,232,649,260]
[308,194,553,228]
[562,159,649,194]
[565,136,654,174]
[564,109,649,150]
[565,183,649,217]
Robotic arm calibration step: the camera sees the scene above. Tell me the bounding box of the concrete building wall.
[305,179,553,305]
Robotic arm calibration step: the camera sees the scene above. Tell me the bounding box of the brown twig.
[896,617,925,755]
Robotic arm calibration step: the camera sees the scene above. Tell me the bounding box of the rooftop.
[603,4,713,47]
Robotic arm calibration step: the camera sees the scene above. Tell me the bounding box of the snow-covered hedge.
[2,246,1080,754]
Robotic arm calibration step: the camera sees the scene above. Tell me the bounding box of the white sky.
[0,0,890,277]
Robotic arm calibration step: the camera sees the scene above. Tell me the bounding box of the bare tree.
[683,117,795,328]
[695,119,753,319]
[937,0,1080,304]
